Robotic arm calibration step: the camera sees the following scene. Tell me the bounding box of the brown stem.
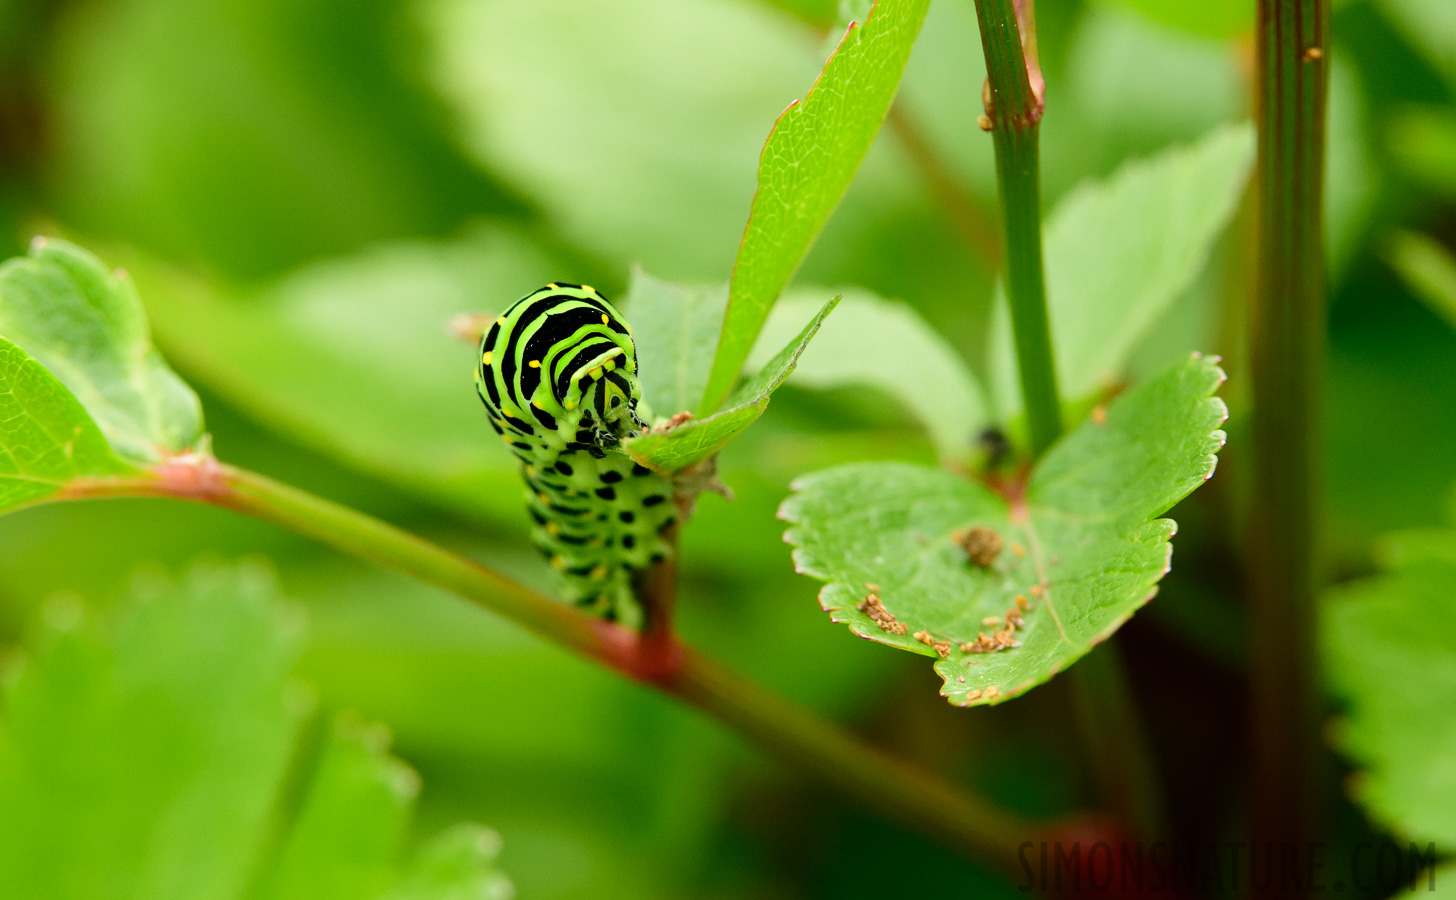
[1248,0,1329,872]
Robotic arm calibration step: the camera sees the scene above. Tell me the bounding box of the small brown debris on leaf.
[1015,595,1029,610]
[953,526,1003,567]
[1091,404,1108,426]
[1010,542,1026,557]
[857,594,909,635]
[653,411,694,433]
[984,685,1000,700]
[1029,583,1045,598]
[864,582,880,592]
[913,630,951,658]
[981,616,1001,626]
[965,688,982,701]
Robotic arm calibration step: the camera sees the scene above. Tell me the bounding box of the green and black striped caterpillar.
[476,283,675,626]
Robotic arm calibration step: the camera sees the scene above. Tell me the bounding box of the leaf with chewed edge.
[781,355,1226,706]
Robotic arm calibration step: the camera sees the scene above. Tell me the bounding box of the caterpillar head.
[477,283,645,447]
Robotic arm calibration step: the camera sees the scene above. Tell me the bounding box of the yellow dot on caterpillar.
[546,283,558,289]
[589,368,602,380]
[496,317,506,327]
[590,565,608,579]
[529,359,541,368]
[583,284,596,293]
[537,493,549,503]
[565,399,576,410]
[524,465,535,475]
[601,314,609,325]
[604,359,615,371]
[482,351,491,365]
[551,555,566,569]
[546,522,559,535]
[532,400,544,409]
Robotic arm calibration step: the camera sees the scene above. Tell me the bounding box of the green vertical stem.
[973,0,1060,456]
[1248,0,1329,869]
[972,0,1162,839]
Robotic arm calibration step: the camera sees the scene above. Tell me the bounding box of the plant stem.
[1248,0,1329,866]
[972,0,1060,456]
[971,0,1164,838]
[57,460,1032,875]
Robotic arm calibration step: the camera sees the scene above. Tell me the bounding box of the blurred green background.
[1,0,1454,896]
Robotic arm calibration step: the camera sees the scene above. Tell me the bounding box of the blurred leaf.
[380,825,512,900]
[1376,0,1456,84]
[426,0,819,281]
[1389,107,1456,196]
[1394,863,1454,899]
[0,239,204,462]
[701,0,930,412]
[0,563,306,900]
[989,123,1254,420]
[1327,56,1379,282]
[781,355,1226,706]
[258,715,417,900]
[50,0,515,281]
[626,297,837,474]
[748,288,985,462]
[1387,231,1456,332]
[127,226,563,522]
[0,336,128,512]
[0,561,513,900]
[622,269,729,422]
[1324,539,1456,846]
[1089,0,1251,39]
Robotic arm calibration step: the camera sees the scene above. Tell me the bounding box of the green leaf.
[1324,537,1456,846]
[1389,108,1456,197]
[0,238,205,463]
[258,714,417,900]
[380,825,512,900]
[1376,0,1456,84]
[0,336,128,512]
[1387,231,1456,333]
[0,561,513,900]
[988,123,1254,420]
[626,297,839,474]
[622,268,729,422]
[748,288,986,462]
[700,0,932,413]
[126,227,562,522]
[0,563,306,900]
[781,355,1226,706]
[426,0,819,281]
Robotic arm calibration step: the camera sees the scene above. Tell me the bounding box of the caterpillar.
[476,283,676,626]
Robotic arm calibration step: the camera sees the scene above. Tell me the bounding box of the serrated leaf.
[1387,231,1456,333]
[0,336,129,512]
[1324,541,1456,846]
[700,0,931,413]
[0,562,513,900]
[0,563,306,900]
[622,268,729,422]
[781,355,1226,706]
[988,123,1254,419]
[0,239,204,463]
[626,297,838,474]
[748,288,986,462]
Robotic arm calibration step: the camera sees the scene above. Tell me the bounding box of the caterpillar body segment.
[476,283,675,625]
